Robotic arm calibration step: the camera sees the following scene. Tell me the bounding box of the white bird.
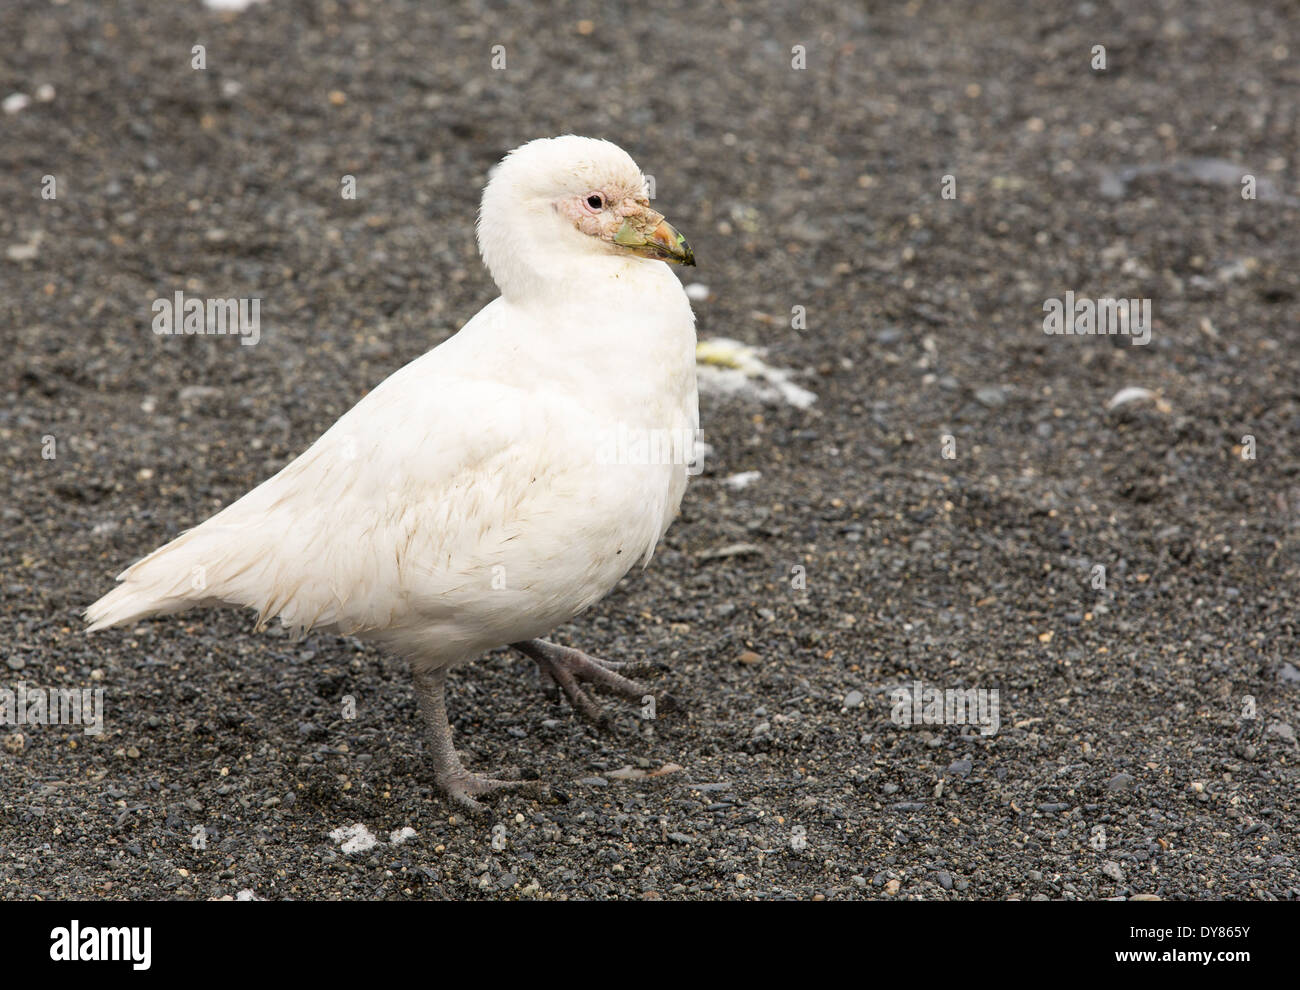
[86,136,700,811]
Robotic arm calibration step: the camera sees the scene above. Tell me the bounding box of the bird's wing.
[85,352,584,637]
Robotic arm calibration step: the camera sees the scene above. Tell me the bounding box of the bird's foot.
[512,638,679,724]
[436,767,541,815]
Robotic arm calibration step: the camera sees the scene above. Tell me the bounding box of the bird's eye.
[586,194,604,210]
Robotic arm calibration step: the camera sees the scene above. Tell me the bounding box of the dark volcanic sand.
[1,0,1298,899]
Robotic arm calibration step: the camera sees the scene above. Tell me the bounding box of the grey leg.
[411,666,534,813]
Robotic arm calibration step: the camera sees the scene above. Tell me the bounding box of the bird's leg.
[511,638,676,723]
[411,666,533,813]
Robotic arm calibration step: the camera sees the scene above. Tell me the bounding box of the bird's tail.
[84,525,234,632]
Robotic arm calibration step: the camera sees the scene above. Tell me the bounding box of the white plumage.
[86,136,699,810]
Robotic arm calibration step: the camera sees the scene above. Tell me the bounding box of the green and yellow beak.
[613,211,696,266]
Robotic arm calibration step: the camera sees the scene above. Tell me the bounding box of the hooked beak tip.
[615,215,696,266]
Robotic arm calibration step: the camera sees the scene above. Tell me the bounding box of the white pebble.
[724,470,761,490]
[6,242,39,262]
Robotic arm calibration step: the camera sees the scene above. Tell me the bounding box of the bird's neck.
[496,252,661,308]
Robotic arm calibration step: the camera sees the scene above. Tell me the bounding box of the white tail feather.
[83,525,227,631]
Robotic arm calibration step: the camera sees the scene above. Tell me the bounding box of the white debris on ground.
[328,823,418,852]
[684,282,710,302]
[724,470,761,490]
[202,0,269,10]
[605,763,683,781]
[695,337,818,409]
[3,93,30,114]
[328,823,380,854]
[179,385,223,403]
[235,889,262,901]
[6,232,42,262]
[1105,386,1169,413]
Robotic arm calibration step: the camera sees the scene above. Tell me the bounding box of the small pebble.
[1107,772,1137,793]
[1266,722,1296,745]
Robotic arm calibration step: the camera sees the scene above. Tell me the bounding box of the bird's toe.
[438,770,541,814]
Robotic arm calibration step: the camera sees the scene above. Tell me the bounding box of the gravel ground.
[2,0,1298,901]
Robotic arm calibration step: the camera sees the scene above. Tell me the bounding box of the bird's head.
[477,136,695,299]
